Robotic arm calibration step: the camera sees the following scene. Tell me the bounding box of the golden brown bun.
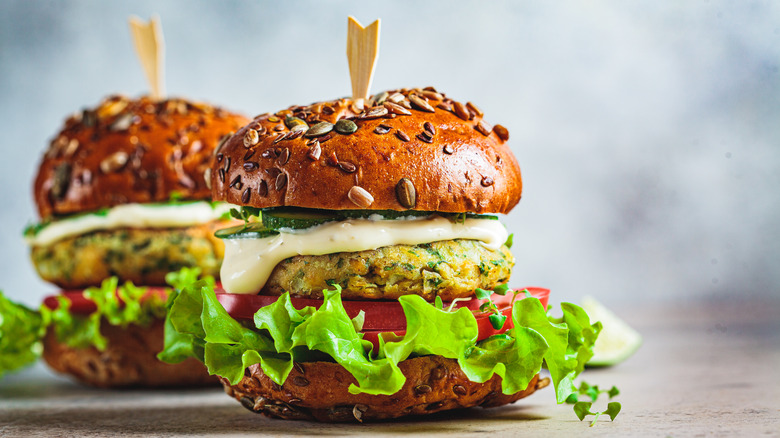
[222,356,549,422]
[34,95,249,219]
[42,319,216,388]
[212,87,522,214]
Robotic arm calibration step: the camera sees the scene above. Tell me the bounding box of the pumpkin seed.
[334,119,358,135]
[305,122,334,138]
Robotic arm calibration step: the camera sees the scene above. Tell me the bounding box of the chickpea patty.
[31,221,229,289]
[261,239,514,301]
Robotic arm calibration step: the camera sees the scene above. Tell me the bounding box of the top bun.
[34,95,249,219]
[211,87,522,214]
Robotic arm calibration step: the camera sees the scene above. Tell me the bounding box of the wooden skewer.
[346,16,381,106]
[129,15,165,100]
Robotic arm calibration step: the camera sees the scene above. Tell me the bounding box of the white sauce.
[28,202,233,246]
[221,216,508,294]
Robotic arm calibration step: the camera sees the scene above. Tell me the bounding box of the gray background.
[1,1,778,307]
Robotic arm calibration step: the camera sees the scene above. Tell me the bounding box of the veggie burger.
[160,88,601,420]
[24,95,248,386]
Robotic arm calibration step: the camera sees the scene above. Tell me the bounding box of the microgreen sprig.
[566,381,622,426]
[475,284,532,330]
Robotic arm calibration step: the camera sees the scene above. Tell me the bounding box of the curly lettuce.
[0,267,207,378]
[159,283,601,401]
[0,292,48,377]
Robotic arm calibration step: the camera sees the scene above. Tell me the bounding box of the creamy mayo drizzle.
[221,216,509,294]
[28,202,233,246]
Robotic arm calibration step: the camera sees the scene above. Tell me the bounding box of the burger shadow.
[0,399,549,435]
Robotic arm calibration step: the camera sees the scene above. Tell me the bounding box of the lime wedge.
[582,296,642,367]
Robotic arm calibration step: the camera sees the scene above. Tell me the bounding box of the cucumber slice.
[262,209,340,230]
[214,223,280,240]
[258,207,498,230]
[582,296,642,367]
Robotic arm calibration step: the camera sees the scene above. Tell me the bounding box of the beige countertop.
[1,299,778,437]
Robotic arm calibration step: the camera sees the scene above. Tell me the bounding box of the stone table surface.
[1,299,778,437]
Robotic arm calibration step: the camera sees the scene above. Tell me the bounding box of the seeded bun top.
[34,95,249,219]
[212,87,522,214]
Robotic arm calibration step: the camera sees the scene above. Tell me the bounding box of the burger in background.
[160,87,601,420]
[1,94,249,387]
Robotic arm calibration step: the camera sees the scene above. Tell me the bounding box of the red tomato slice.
[217,287,550,348]
[42,287,171,314]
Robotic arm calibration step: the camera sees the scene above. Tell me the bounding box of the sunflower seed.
[353,404,368,423]
[431,366,446,380]
[305,122,334,138]
[408,94,435,113]
[322,105,334,115]
[395,129,410,142]
[373,91,389,105]
[319,134,333,143]
[229,175,243,189]
[51,163,71,201]
[374,124,392,135]
[421,90,443,101]
[348,186,373,208]
[240,397,255,412]
[261,148,279,159]
[307,142,321,160]
[82,109,96,127]
[443,144,455,154]
[453,102,470,120]
[326,151,339,166]
[388,92,405,103]
[414,384,432,396]
[241,187,251,203]
[337,161,357,173]
[243,149,256,160]
[416,132,433,143]
[293,362,305,375]
[204,168,212,190]
[100,151,129,173]
[244,129,260,148]
[453,385,467,396]
[334,119,358,135]
[218,168,226,183]
[475,120,492,136]
[437,101,453,112]
[278,148,290,165]
[424,122,436,136]
[275,172,287,190]
[98,99,128,119]
[267,116,280,123]
[292,376,310,387]
[108,113,134,131]
[493,124,509,141]
[243,161,259,171]
[383,101,412,116]
[481,176,494,187]
[426,401,444,411]
[395,178,416,209]
[466,101,484,117]
[273,132,288,144]
[63,139,80,158]
[360,106,388,119]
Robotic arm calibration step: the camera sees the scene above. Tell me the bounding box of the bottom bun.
[222,355,551,422]
[42,319,216,388]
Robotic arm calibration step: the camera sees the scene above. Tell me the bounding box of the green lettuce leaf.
[160,283,601,402]
[0,291,47,377]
